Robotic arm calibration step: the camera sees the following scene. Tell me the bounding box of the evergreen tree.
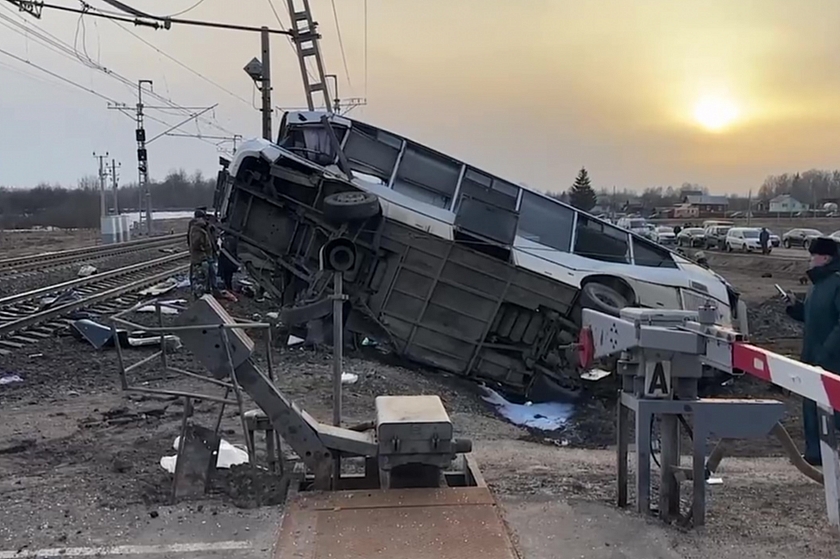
[569,167,597,211]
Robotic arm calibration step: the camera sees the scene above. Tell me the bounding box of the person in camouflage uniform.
[187,209,216,299]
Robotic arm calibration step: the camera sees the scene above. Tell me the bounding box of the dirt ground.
[0,229,100,258]
[0,219,190,260]
[0,234,837,558]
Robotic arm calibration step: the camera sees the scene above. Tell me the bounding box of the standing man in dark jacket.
[785,236,840,465]
[759,227,770,255]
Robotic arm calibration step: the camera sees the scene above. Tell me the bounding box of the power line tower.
[93,151,109,218]
[285,0,332,111]
[110,159,121,214]
[136,79,153,236]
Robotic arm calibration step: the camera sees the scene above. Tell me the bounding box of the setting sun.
[693,96,740,132]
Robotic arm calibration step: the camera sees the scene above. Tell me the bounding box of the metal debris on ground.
[136,299,187,314]
[71,318,181,350]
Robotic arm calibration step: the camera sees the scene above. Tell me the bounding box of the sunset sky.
[1,0,839,194]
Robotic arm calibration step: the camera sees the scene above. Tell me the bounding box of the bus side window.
[574,216,630,263]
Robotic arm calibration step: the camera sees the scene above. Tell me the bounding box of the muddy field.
[0,234,836,558]
[0,219,190,260]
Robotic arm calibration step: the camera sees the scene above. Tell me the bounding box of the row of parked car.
[612,217,840,253]
[673,225,840,252]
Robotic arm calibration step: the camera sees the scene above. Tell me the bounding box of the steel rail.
[0,252,188,307]
[0,234,183,273]
[0,259,190,337]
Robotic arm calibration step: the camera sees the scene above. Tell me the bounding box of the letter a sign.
[644,361,672,399]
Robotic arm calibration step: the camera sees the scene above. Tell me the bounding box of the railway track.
[0,252,190,355]
[0,234,183,277]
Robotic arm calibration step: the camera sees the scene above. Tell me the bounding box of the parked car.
[676,227,706,247]
[616,217,652,239]
[725,227,766,253]
[214,110,746,399]
[703,225,731,250]
[702,220,733,228]
[782,228,823,249]
[653,226,676,245]
[767,230,781,247]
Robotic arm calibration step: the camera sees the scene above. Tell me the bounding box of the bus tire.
[580,280,632,317]
[323,191,380,223]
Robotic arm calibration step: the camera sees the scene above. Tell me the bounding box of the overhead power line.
[0,45,119,104]
[0,4,237,137]
[49,0,294,35]
[0,44,226,152]
[329,0,352,89]
[163,0,207,18]
[107,20,253,109]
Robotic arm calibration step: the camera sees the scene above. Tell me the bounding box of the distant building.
[672,203,700,219]
[682,194,729,214]
[769,194,808,214]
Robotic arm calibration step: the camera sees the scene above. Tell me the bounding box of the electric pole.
[93,151,109,218]
[110,159,121,214]
[137,79,153,235]
[261,27,272,141]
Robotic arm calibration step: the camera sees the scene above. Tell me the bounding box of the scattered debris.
[160,436,249,474]
[72,318,181,350]
[77,264,98,277]
[0,373,24,385]
[287,335,305,346]
[137,299,187,315]
[481,387,573,431]
[139,278,179,297]
[341,372,359,384]
[71,319,128,349]
[580,368,611,382]
[39,290,81,310]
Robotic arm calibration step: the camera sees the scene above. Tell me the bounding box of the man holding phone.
[784,237,840,465]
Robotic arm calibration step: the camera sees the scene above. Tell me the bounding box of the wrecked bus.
[214,111,747,398]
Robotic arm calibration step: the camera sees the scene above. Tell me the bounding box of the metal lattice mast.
[136,80,153,235]
[285,0,333,112]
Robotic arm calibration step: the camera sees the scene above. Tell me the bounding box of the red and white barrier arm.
[733,341,840,527]
[733,342,840,413]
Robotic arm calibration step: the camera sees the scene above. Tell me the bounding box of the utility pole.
[261,27,272,141]
[93,152,109,218]
[746,189,752,226]
[110,159,121,214]
[137,79,153,235]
